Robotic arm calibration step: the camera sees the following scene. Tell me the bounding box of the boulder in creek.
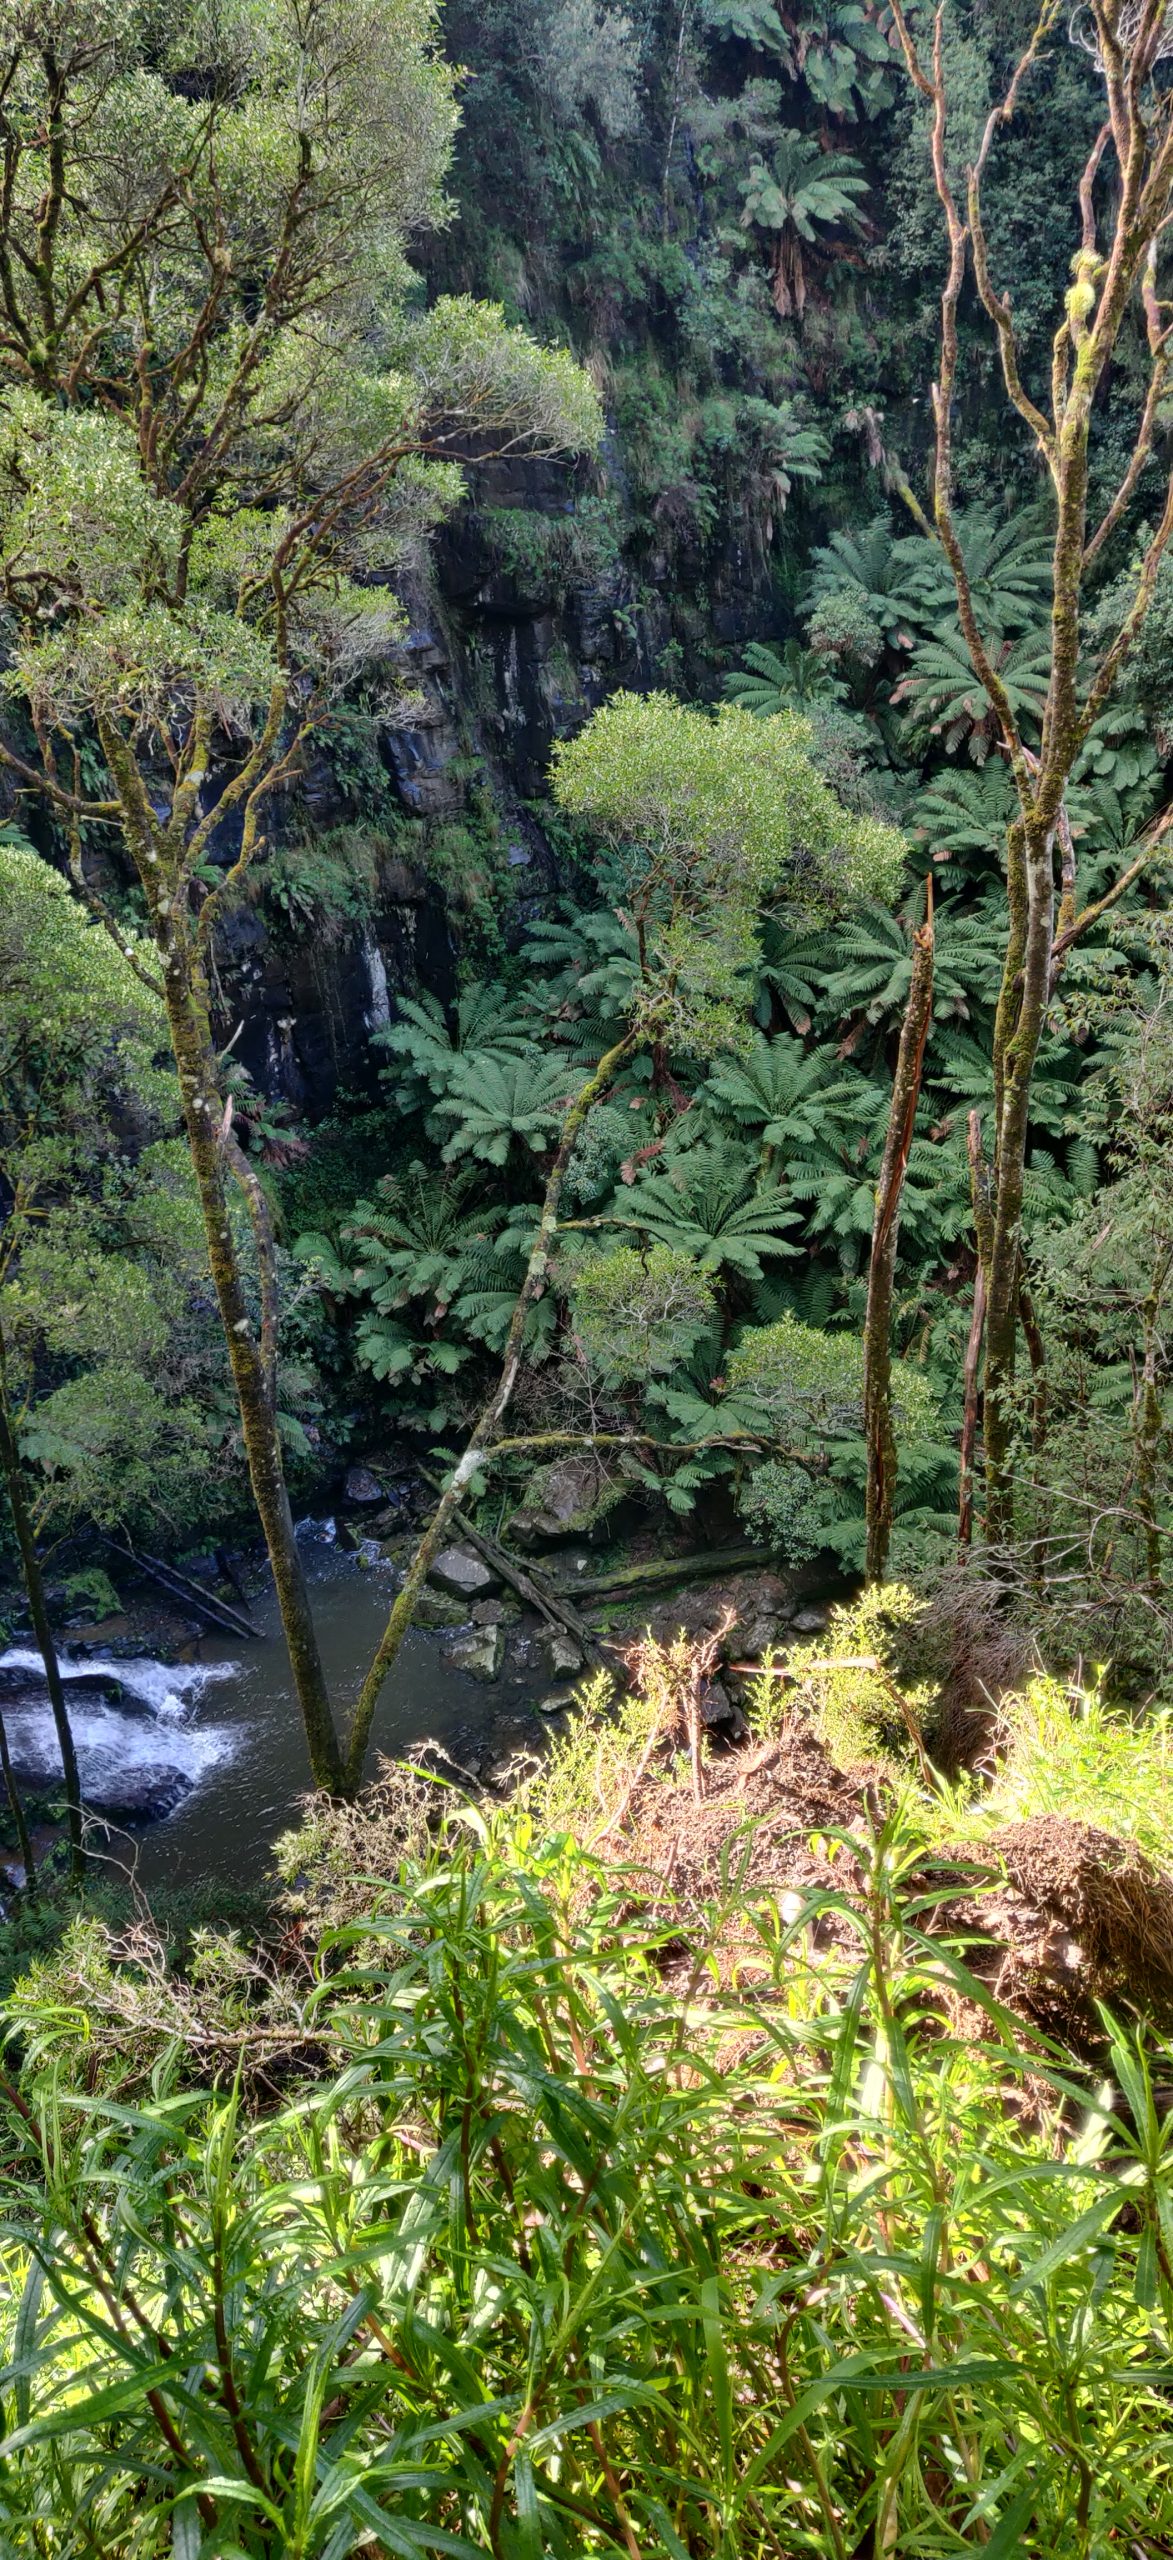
[413,1588,470,1631]
[88,1767,194,1821]
[343,1465,384,1505]
[8,1752,192,1822]
[542,1629,584,1680]
[0,1664,163,1723]
[442,1625,505,1683]
[428,1542,498,1600]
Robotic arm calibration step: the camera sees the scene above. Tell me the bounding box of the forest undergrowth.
[7,1601,1173,2556]
[9,0,1173,2545]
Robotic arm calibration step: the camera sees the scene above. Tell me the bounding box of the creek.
[0,1526,550,1892]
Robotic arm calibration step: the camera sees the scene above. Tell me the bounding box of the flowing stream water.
[0,1528,548,1891]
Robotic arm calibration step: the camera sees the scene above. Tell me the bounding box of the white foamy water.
[0,1646,239,1803]
[0,1646,235,1719]
[0,1702,232,1786]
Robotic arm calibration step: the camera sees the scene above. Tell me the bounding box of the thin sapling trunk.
[887,0,1173,1537]
[863,887,934,1582]
[1136,1251,1171,1595]
[343,1033,636,1788]
[0,1347,82,1879]
[958,1264,986,1552]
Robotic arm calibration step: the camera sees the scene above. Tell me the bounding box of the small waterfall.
[501,625,524,729]
[0,1647,238,1819]
[362,929,391,1033]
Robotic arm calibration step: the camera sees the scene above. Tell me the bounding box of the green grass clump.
[4,1794,1173,2554]
[931,1672,1173,1866]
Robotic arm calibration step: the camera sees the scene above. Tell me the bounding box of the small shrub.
[750,1580,933,1769]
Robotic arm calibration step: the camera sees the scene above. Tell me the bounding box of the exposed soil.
[623,1719,863,1935]
[968,1814,1173,2027]
[603,1711,1173,2041]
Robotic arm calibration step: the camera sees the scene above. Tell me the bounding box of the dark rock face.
[212,837,454,1119]
[196,457,677,1117]
[8,1748,192,1823]
[441,1624,505,1682]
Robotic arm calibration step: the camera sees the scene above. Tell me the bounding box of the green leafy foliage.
[723,637,846,713]
[603,1149,799,1278]
[738,129,869,317]
[570,1243,718,1380]
[8,1781,1173,2553]
[435,1054,577,1167]
[0,844,236,1541]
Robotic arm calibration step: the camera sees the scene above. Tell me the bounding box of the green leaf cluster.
[7,1778,1173,2552]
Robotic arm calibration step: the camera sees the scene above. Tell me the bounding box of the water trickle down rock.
[361,929,391,1033]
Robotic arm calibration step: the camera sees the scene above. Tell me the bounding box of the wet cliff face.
[215,455,677,1117]
[0,441,772,1123]
[215,425,782,1119]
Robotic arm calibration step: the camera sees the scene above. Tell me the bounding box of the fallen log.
[569,1543,770,1601]
[99,1535,257,1641]
[419,1476,603,1666]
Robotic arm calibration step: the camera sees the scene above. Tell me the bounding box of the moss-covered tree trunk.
[863,899,934,1582]
[343,1033,636,1788]
[99,724,346,1795]
[982,816,1056,1537]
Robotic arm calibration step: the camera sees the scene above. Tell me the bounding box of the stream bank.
[0,1500,831,1891]
[0,1527,556,1893]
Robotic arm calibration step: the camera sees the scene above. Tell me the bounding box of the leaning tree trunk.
[99,727,346,1794]
[343,1032,637,1788]
[982,814,1055,1540]
[1136,1254,1170,1598]
[863,892,934,1583]
[160,963,346,1792]
[0,1346,81,1880]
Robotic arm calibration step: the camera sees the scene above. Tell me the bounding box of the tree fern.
[518,906,640,1022]
[703,1035,880,1205]
[805,515,932,650]
[723,638,846,716]
[602,1151,800,1279]
[910,763,1015,871]
[377,984,535,1120]
[343,1173,511,1321]
[892,625,1051,761]
[434,1054,577,1167]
